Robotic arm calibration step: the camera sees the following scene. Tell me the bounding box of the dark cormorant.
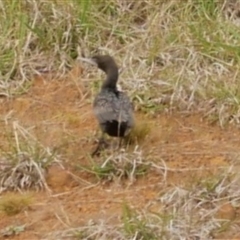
[80,55,134,155]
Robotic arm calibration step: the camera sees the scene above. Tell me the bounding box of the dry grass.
[0,225,25,238]
[1,0,240,124]
[159,168,240,238]
[1,0,240,239]
[79,146,150,182]
[0,121,59,193]
[42,166,240,240]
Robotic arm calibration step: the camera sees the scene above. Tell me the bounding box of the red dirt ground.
[0,65,240,239]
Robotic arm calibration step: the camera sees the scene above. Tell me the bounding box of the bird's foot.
[91,139,109,157]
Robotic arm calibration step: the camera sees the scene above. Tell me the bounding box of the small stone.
[215,203,236,220]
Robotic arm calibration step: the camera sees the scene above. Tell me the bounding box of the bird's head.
[78,55,118,74]
[91,55,118,74]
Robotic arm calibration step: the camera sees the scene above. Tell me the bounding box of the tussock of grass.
[124,122,151,145]
[0,122,59,193]
[122,203,159,240]
[0,153,49,193]
[79,147,150,182]
[0,193,33,216]
[0,225,25,237]
[158,168,240,238]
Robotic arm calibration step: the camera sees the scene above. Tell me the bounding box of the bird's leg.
[118,137,123,149]
[91,133,109,157]
[117,121,124,149]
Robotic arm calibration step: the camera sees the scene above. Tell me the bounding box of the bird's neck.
[102,67,119,90]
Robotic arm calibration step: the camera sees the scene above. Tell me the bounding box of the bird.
[80,55,134,156]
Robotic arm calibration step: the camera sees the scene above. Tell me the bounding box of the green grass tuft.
[0,193,33,216]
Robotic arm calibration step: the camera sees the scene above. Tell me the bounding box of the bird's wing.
[93,91,134,126]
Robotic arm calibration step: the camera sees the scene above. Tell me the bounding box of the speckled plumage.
[93,88,134,137]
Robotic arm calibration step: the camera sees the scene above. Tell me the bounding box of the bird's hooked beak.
[77,56,97,66]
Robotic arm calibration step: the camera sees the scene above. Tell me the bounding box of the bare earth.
[0,66,240,239]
